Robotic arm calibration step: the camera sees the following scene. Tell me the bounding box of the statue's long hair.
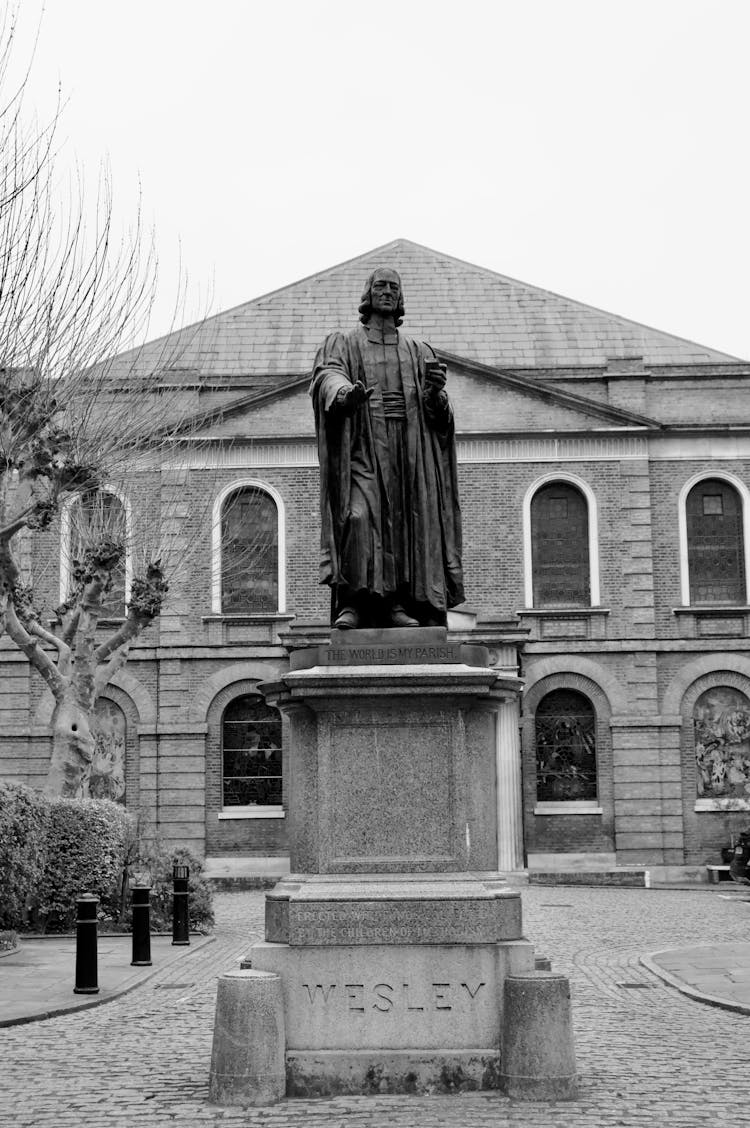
[358,269,405,327]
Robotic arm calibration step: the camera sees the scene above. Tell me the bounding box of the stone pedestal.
[243,628,541,1095]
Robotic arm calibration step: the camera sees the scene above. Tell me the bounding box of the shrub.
[0,785,213,935]
[34,797,136,930]
[0,782,49,930]
[125,842,214,934]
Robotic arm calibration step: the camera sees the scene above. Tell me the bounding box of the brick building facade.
[3,239,750,877]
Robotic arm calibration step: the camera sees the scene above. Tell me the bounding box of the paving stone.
[2,885,750,1126]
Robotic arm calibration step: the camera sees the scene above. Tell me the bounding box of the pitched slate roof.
[112,239,741,382]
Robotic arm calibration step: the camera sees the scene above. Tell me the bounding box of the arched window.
[88,698,127,804]
[694,686,750,799]
[222,692,282,807]
[220,486,279,613]
[535,688,597,802]
[63,489,127,618]
[531,482,590,607]
[686,478,745,604]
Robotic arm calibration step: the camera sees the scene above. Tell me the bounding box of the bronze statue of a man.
[310,267,464,629]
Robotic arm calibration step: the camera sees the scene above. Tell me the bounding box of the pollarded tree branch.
[93,561,168,696]
[28,616,71,666]
[3,593,65,696]
[93,611,147,697]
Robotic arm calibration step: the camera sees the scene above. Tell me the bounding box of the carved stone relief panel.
[694,686,750,798]
[89,698,127,803]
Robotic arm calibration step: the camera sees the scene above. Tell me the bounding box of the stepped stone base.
[248,930,535,1093]
[250,936,535,1055]
[210,628,575,1102]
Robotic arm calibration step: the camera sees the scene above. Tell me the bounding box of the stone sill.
[218,807,285,820]
[202,613,295,624]
[203,613,295,645]
[533,802,603,816]
[694,798,750,812]
[672,606,749,639]
[673,606,750,614]
[518,608,610,642]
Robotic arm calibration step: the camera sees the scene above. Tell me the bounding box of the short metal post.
[172,863,190,946]
[131,885,152,966]
[74,893,99,994]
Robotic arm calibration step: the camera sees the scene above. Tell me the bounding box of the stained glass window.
[531,483,590,607]
[535,689,597,802]
[686,479,745,604]
[221,487,278,613]
[222,693,282,806]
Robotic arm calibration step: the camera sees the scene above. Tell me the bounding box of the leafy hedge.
[0,782,214,933]
[36,797,136,929]
[0,782,49,930]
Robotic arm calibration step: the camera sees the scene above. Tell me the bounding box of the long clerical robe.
[309,316,464,624]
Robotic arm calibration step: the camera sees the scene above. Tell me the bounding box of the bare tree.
[0,10,212,795]
[29,473,181,797]
[12,457,270,799]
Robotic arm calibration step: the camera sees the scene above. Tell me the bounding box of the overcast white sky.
[10,0,750,358]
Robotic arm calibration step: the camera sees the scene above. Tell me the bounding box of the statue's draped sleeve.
[309,331,362,587]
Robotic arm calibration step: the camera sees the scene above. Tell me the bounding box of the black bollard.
[74,893,100,995]
[172,863,190,946]
[131,884,152,966]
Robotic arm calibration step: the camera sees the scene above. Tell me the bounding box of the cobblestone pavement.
[2,884,750,1127]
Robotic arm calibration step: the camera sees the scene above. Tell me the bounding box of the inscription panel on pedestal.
[326,718,455,869]
[251,942,505,1050]
[278,897,521,945]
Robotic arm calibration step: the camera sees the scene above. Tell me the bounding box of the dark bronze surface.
[310,268,464,629]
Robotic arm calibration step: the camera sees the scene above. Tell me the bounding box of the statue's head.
[358,267,405,326]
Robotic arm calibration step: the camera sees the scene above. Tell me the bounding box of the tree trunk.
[45,693,96,798]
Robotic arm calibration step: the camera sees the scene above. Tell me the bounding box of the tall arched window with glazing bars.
[686,478,745,604]
[530,482,590,607]
[220,486,278,613]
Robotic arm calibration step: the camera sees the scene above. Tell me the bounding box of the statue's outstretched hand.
[336,380,374,414]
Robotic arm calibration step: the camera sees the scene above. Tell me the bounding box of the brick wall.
[3,379,750,867]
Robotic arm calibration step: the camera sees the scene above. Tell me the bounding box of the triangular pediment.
[179,351,661,444]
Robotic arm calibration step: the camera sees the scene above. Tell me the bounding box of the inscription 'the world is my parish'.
[325,644,459,665]
[302,980,486,1012]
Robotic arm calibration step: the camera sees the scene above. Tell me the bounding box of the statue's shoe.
[334,606,360,630]
[388,605,419,628]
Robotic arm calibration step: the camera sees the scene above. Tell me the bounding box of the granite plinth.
[265,875,523,945]
[249,938,535,1052]
[225,632,545,1102]
[261,655,521,876]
